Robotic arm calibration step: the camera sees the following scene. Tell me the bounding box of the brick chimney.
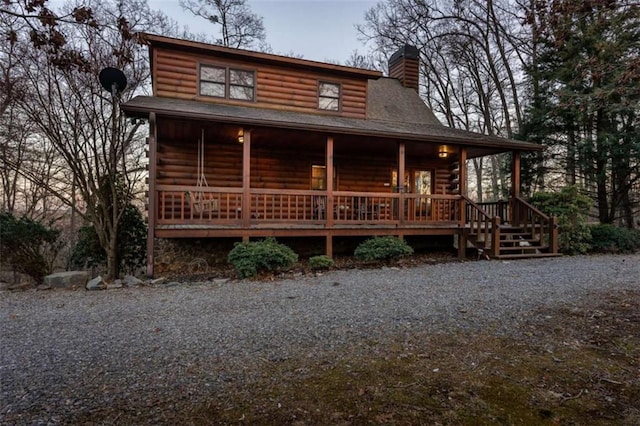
[388,44,420,92]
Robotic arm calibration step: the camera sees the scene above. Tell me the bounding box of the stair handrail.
[462,195,501,256]
[512,196,559,253]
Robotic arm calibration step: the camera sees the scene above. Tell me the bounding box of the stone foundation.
[154,238,240,275]
[152,235,454,276]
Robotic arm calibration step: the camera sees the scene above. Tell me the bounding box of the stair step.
[500,239,542,246]
[500,232,532,238]
[495,253,562,259]
[499,245,549,252]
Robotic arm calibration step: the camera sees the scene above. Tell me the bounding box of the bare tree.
[2,0,175,279]
[358,0,532,200]
[179,0,267,49]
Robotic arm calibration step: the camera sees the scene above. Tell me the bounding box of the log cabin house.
[122,33,559,276]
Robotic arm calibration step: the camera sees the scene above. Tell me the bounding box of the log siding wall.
[154,48,367,118]
[156,137,455,195]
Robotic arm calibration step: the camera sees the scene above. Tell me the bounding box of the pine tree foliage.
[521,0,640,226]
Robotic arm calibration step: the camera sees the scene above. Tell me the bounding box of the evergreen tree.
[522,0,640,226]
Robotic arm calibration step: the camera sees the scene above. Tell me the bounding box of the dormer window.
[199,64,255,101]
[318,81,340,111]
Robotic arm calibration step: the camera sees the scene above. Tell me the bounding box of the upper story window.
[199,64,255,101]
[318,81,340,111]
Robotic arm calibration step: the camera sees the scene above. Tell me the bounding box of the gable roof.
[124,34,542,157]
[140,33,382,80]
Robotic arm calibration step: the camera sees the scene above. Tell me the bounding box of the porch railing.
[155,186,462,226]
[463,195,501,256]
[512,196,559,253]
[469,200,509,223]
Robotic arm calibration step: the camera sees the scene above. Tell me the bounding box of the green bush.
[589,224,640,253]
[70,203,146,275]
[0,212,60,283]
[354,236,414,261]
[529,186,592,255]
[309,255,334,270]
[228,238,298,278]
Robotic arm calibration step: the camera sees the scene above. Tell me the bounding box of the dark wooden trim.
[326,136,334,230]
[146,112,157,277]
[459,147,467,196]
[156,226,460,239]
[398,142,406,225]
[242,128,251,228]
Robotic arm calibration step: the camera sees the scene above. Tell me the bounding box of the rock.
[213,278,230,285]
[122,275,143,288]
[86,276,107,291]
[36,284,52,291]
[44,271,89,289]
[8,282,30,291]
[150,277,166,285]
[108,279,123,289]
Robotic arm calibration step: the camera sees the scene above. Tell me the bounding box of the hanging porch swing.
[187,129,219,214]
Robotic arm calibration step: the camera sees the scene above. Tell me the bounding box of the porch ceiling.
[125,96,542,157]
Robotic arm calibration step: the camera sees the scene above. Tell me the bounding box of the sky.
[146,0,378,63]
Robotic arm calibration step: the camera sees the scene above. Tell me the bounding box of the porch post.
[459,147,468,196]
[146,112,157,277]
[326,135,334,257]
[242,128,251,232]
[457,147,468,259]
[398,142,406,224]
[511,151,521,198]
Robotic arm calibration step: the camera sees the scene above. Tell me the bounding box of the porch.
[152,185,559,260]
[135,108,555,276]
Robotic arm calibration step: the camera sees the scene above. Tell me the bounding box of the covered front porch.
[143,112,558,273]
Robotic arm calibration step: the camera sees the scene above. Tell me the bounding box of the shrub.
[589,224,640,253]
[70,203,147,275]
[309,255,334,270]
[529,186,592,255]
[228,238,298,278]
[0,212,60,283]
[354,236,414,261]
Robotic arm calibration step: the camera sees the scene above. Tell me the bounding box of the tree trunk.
[472,158,484,202]
[490,155,500,201]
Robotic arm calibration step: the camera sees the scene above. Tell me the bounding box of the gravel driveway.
[1,254,639,424]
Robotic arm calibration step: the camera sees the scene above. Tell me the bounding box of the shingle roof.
[123,92,541,155]
[127,32,541,156]
[366,78,441,125]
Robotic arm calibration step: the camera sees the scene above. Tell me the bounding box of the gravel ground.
[1,254,639,424]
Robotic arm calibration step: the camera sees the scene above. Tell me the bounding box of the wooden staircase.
[463,196,560,260]
[492,225,560,259]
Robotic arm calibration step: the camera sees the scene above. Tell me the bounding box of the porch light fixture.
[438,145,450,158]
[237,128,244,144]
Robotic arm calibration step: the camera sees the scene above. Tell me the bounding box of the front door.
[412,170,432,219]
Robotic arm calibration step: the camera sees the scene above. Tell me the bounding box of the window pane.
[230,85,254,100]
[200,81,225,97]
[311,165,327,190]
[319,82,339,97]
[319,97,339,111]
[200,66,225,82]
[230,69,254,86]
